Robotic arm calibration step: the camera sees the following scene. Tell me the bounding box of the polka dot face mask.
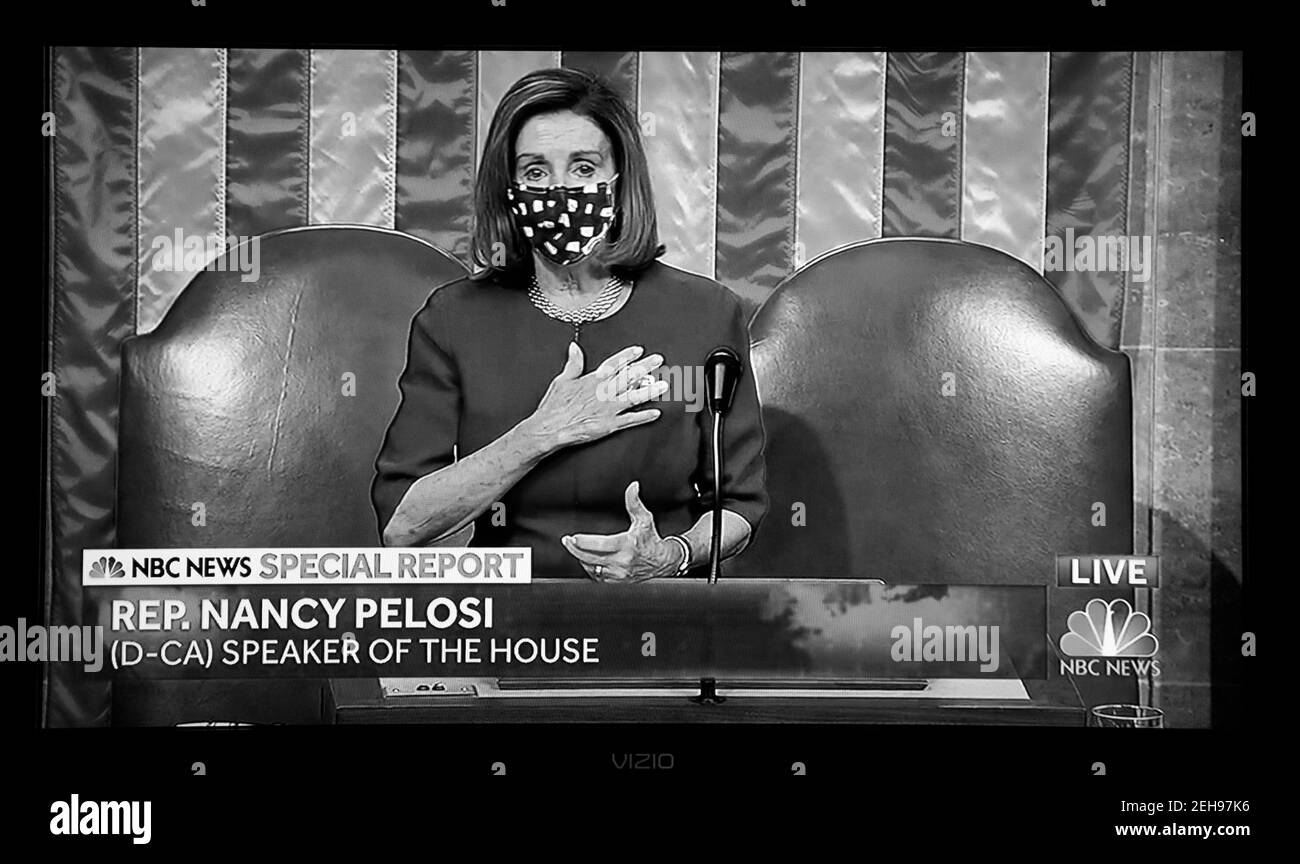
[506,174,618,266]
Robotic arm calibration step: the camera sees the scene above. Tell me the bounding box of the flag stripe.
[639,51,719,279]
[961,51,1051,271]
[881,52,965,238]
[308,49,399,227]
[1046,52,1135,348]
[49,46,138,727]
[562,50,639,115]
[225,49,310,237]
[477,50,560,167]
[715,51,800,310]
[395,50,478,264]
[136,48,227,334]
[795,51,887,266]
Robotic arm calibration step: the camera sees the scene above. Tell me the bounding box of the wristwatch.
[665,535,693,576]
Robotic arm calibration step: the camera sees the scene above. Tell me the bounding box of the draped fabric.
[797,52,888,268]
[961,52,1052,276]
[45,49,1139,726]
[640,51,720,281]
[70,48,1138,337]
[136,48,227,334]
[715,51,801,311]
[1046,52,1135,345]
[49,47,137,728]
[395,51,477,260]
[307,50,400,228]
[225,49,310,239]
[882,52,964,239]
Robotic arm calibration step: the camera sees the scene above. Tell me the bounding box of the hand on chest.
[463,335,705,435]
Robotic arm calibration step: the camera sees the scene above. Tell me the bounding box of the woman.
[372,67,767,581]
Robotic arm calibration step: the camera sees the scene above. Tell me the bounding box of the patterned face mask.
[506,174,618,266]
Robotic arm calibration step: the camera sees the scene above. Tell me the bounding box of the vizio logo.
[611,753,674,770]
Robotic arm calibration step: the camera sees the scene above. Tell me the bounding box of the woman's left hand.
[561,481,683,583]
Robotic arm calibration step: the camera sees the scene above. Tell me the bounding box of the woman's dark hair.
[470,67,664,283]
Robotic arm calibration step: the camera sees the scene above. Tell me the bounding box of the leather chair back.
[112,225,467,725]
[734,238,1133,582]
[117,225,468,547]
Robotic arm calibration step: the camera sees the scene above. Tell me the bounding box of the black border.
[9,0,1271,844]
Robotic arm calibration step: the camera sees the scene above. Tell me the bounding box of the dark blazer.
[372,260,769,577]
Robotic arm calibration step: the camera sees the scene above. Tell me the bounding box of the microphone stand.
[708,409,725,585]
[697,410,725,702]
[698,345,737,701]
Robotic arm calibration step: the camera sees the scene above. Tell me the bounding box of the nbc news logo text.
[1058,598,1161,677]
[87,552,251,581]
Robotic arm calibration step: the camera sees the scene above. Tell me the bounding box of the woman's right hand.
[522,342,669,453]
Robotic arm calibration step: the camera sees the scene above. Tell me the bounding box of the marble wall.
[1124,52,1244,728]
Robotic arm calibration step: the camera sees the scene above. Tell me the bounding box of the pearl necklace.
[527,274,629,340]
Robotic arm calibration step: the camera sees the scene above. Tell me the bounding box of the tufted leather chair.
[112,225,468,724]
[732,238,1133,582]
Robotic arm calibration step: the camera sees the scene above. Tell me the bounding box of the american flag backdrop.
[56,49,1138,336]
[47,48,1147,725]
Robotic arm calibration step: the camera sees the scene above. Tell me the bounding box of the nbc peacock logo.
[1058,598,1161,677]
[88,555,125,580]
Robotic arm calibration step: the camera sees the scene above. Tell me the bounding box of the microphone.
[703,346,743,584]
[704,346,742,416]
